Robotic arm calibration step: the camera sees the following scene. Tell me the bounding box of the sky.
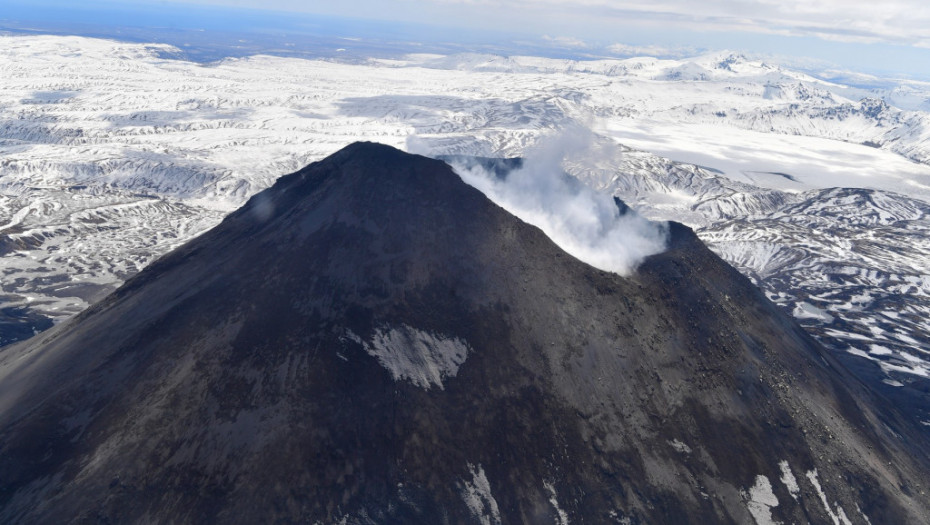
[179,0,930,48]
[5,0,930,79]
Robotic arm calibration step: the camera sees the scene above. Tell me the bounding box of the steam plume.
[437,128,669,275]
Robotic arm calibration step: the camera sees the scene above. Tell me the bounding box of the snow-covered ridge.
[1,35,929,413]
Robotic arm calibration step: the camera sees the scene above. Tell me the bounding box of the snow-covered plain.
[2,35,930,397]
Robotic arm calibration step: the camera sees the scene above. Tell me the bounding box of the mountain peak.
[239,141,449,211]
[1,143,928,524]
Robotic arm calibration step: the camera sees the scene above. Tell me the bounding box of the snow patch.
[544,481,570,525]
[778,460,800,501]
[856,505,873,525]
[460,464,502,525]
[806,469,853,525]
[668,439,692,454]
[879,360,930,379]
[742,475,780,525]
[793,301,835,323]
[846,347,873,360]
[608,510,632,524]
[360,325,470,390]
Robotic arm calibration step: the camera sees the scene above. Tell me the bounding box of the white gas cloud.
[440,126,669,275]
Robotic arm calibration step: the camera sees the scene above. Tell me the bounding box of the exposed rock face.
[0,142,927,524]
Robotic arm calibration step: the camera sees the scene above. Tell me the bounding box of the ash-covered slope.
[0,143,927,524]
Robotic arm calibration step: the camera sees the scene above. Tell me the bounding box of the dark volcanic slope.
[0,143,928,524]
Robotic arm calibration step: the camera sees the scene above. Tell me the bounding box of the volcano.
[0,142,927,524]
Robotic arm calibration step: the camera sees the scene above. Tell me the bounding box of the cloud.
[392,0,930,49]
[439,126,669,275]
[528,0,930,47]
[542,35,588,49]
[606,43,699,58]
